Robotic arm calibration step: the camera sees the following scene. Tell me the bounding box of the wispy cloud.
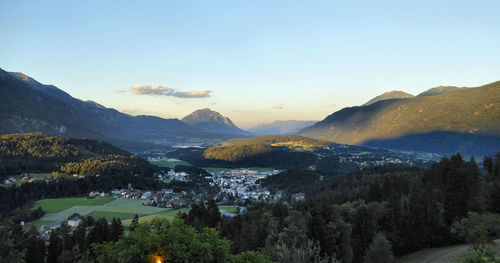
[129,85,211,98]
[114,89,127,93]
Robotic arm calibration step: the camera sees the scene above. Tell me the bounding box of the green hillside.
[301,81,500,155]
[417,85,462,97]
[363,90,415,106]
[220,135,331,149]
[205,135,330,161]
[0,133,153,177]
[196,135,323,168]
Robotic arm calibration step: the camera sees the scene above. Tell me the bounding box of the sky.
[1,1,499,128]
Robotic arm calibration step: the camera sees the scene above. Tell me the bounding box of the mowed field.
[150,160,191,168]
[32,197,168,226]
[34,197,115,213]
[31,199,240,228]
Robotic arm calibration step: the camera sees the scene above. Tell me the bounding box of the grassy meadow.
[150,160,191,168]
[31,197,168,226]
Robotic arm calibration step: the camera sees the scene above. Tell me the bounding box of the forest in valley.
[1,151,499,262]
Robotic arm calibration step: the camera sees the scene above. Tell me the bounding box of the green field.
[219,206,239,213]
[92,199,167,214]
[31,198,168,226]
[33,197,115,213]
[122,208,190,226]
[40,206,101,221]
[121,206,239,226]
[151,160,191,168]
[86,211,142,221]
[30,197,240,228]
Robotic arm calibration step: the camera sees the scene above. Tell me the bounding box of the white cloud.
[129,85,211,98]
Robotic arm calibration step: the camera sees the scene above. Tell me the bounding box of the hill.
[363,90,415,106]
[247,120,317,135]
[300,81,500,156]
[219,135,331,150]
[417,85,462,97]
[181,108,248,135]
[0,133,153,177]
[0,68,245,150]
[191,135,330,169]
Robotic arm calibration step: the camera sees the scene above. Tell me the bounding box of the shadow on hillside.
[362,131,500,157]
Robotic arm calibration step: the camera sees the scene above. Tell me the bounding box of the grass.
[40,206,101,221]
[31,198,168,227]
[151,160,191,168]
[122,208,189,225]
[271,141,321,151]
[219,206,239,213]
[25,220,57,229]
[32,197,115,213]
[92,199,168,214]
[86,211,144,221]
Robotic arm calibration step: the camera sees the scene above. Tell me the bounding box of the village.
[85,168,281,210]
[208,169,279,202]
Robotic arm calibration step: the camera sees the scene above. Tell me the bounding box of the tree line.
[185,153,500,263]
[0,133,154,178]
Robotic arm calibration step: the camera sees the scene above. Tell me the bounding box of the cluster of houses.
[208,169,278,201]
[141,189,190,208]
[156,169,190,182]
[103,188,189,209]
[321,145,421,168]
[38,216,82,243]
[2,173,33,185]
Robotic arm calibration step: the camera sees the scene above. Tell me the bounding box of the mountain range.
[300,81,500,156]
[0,68,247,150]
[181,108,249,135]
[247,120,317,135]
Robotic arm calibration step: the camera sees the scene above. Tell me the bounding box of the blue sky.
[1,0,499,128]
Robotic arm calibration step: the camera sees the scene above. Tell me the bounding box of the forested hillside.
[0,133,153,177]
[212,153,500,263]
[301,81,500,156]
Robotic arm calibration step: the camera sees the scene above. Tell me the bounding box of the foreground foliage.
[94,218,270,263]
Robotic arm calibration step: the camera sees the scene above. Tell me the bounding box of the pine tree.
[364,233,394,263]
[207,199,221,228]
[130,214,139,232]
[47,230,61,263]
[110,218,124,242]
[24,226,46,263]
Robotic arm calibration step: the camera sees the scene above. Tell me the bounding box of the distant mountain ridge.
[247,120,317,135]
[417,86,462,97]
[301,81,500,156]
[363,90,415,106]
[181,108,248,135]
[0,68,245,150]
